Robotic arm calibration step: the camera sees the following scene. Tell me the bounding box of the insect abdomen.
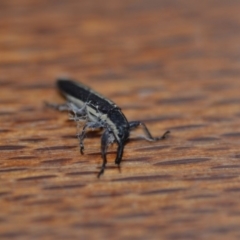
[57,79,116,114]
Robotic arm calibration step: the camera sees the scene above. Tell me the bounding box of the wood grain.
[1,0,240,239]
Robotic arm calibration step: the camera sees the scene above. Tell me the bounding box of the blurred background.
[1,0,240,239]
[2,0,239,85]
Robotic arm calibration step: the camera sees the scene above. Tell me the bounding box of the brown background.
[1,0,240,239]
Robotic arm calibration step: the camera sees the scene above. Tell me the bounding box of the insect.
[47,78,170,177]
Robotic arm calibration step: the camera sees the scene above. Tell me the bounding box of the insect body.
[48,78,169,177]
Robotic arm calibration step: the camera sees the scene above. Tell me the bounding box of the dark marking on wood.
[32,216,55,222]
[0,99,17,104]
[122,156,151,162]
[141,188,186,195]
[214,201,237,208]
[170,124,206,131]
[204,83,231,91]
[28,199,63,206]
[0,80,13,86]
[41,158,72,165]
[61,134,78,139]
[185,175,236,181]
[0,111,15,116]
[87,192,123,198]
[214,98,240,105]
[19,106,37,112]
[212,164,240,169]
[0,218,7,223]
[206,225,240,234]
[166,232,197,240]
[0,145,26,150]
[176,49,205,59]
[0,191,11,197]
[0,232,28,239]
[207,147,229,151]
[72,222,112,229]
[112,174,171,182]
[14,117,55,123]
[146,225,166,231]
[154,158,210,166]
[221,132,240,138]
[191,208,217,214]
[186,194,217,199]
[21,137,48,142]
[0,129,11,133]
[161,35,194,46]
[7,194,32,201]
[173,147,193,150]
[160,205,180,211]
[228,211,240,216]
[188,137,219,142]
[203,116,231,122]
[170,217,196,223]
[18,175,57,181]
[65,171,98,176]
[136,145,170,152]
[225,187,240,192]
[35,145,76,151]
[116,212,153,219]
[84,204,104,210]
[0,168,27,173]
[43,184,85,190]
[209,68,240,77]
[9,156,37,160]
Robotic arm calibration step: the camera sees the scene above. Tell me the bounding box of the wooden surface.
[1,0,240,239]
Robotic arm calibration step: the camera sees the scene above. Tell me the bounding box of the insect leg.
[78,124,88,154]
[46,101,88,121]
[45,101,71,111]
[68,103,88,122]
[78,121,103,154]
[115,142,124,165]
[103,125,124,166]
[98,130,109,178]
[129,121,170,141]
